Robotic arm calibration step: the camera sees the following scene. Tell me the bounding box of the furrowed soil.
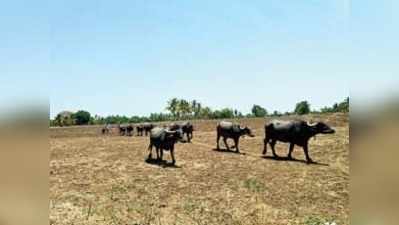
[50,113,349,225]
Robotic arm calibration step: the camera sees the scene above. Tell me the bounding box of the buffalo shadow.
[261,155,329,166]
[145,158,181,168]
[212,148,246,155]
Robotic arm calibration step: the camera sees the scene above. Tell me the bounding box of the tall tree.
[294,101,311,115]
[55,111,75,126]
[166,98,179,119]
[251,105,268,117]
[73,110,91,125]
[178,99,191,119]
[191,100,202,118]
[338,97,349,112]
[199,106,212,119]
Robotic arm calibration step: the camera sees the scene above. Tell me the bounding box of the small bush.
[244,178,265,193]
[304,215,337,225]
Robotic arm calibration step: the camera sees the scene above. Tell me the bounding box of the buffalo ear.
[307,120,316,126]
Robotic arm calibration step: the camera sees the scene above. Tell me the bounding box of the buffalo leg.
[223,137,230,151]
[263,137,269,155]
[288,143,294,159]
[216,133,221,150]
[303,143,313,163]
[171,146,176,165]
[234,138,240,153]
[270,140,279,158]
[156,147,160,161]
[159,148,163,162]
[187,132,191,143]
[147,144,153,159]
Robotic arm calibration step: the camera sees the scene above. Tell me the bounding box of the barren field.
[50,113,349,225]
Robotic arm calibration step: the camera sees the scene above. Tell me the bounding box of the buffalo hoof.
[306,159,314,164]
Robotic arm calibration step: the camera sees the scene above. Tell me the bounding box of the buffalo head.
[310,122,335,134]
[165,129,184,142]
[241,126,255,137]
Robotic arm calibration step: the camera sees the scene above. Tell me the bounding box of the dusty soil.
[50,113,349,225]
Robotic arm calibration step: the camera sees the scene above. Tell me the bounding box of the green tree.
[271,110,282,117]
[73,110,91,125]
[320,97,349,113]
[55,111,75,126]
[199,106,212,119]
[178,99,191,119]
[191,100,202,118]
[251,105,268,117]
[212,108,234,119]
[338,97,349,112]
[294,101,311,115]
[166,98,179,119]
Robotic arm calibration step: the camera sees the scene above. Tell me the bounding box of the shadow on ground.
[212,148,246,155]
[145,158,182,168]
[261,155,329,166]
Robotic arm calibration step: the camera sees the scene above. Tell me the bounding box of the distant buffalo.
[169,122,194,142]
[263,120,335,163]
[136,124,144,136]
[101,124,111,134]
[118,124,126,136]
[118,124,134,136]
[143,123,154,136]
[147,127,183,165]
[216,121,254,153]
[125,124,134,136]
[136,123,154,136]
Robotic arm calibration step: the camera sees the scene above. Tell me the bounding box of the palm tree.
[191,100,197,116]
[199,106,212,119]
[179,99,189,119]
[195,102,202,118]
[191,100,202,118]
[166,98,179,119]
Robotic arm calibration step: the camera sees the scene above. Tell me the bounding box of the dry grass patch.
[50,114,348,225]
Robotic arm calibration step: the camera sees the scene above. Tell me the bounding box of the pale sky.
[0,1,397,118]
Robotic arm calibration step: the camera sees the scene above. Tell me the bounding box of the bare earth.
[50,114,349,225]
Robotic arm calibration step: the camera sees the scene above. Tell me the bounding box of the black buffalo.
[125,124,134,136]
[136,124,144,136]
[263,120,335,163]
[216,121,254,153]
[118,124,134,136]
[143,123,154,136]
[169,122,194,142]
[147,127,183,165]
[101,124,111,134]
[136,123,153,136]
[118,124,126,136]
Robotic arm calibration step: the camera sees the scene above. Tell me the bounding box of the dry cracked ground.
[50,114,349,225]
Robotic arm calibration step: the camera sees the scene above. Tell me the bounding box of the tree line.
[50,97,349,127]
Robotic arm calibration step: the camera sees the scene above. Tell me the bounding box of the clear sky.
[0,0,397,118]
